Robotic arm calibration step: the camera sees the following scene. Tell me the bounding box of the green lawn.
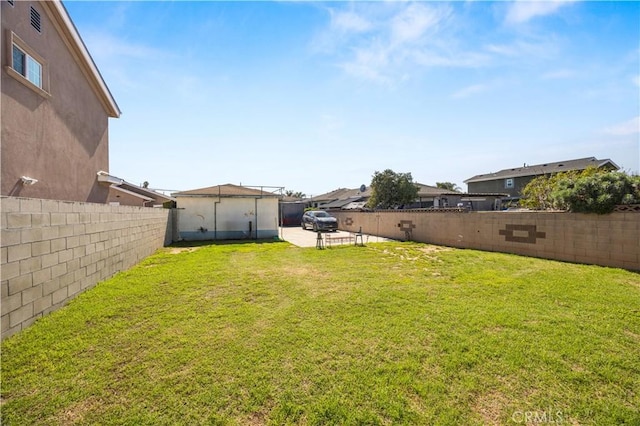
[2,241,639,425]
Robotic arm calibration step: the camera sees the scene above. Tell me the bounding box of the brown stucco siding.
[1,0,110,203]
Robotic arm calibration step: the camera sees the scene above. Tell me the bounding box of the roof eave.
[109,185,154,202]
[174,193,279,198]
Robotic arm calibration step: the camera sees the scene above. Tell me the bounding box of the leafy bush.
[520,172,572,210]
[521,169,639,214]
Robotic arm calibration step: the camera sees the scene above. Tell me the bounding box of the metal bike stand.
[354,227,364,246]
[316,231,325,249]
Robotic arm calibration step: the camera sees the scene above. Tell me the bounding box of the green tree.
[435,182,461,192]
[285,190,306,198]
[367,169,419,209]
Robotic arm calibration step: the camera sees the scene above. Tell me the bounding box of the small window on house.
[6,32,49,96]
[505,178,514,189]
[12,45,42,88]
[30,6,42,32]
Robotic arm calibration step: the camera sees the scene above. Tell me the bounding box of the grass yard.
[2,241,639,425]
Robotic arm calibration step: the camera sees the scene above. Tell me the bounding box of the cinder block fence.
[1,196,171,340]
[331,210,639,271]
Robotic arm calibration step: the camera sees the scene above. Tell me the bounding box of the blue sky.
[65,1,639,196]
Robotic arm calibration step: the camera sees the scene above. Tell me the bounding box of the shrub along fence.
[1,196,172,340]
[331,209,639,271]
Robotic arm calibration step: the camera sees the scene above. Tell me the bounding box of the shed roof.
[309,187,371,202]
[464,157,619,184]
[321,196,366,209]
[173,184,280,198]
[415,183,461,197]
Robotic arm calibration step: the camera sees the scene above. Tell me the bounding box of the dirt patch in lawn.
[168,247,201,254]
[417,245,452,254]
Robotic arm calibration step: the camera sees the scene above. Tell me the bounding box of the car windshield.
[313,211,330,217]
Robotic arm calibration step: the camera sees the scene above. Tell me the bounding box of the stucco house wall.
[1,0,120,202]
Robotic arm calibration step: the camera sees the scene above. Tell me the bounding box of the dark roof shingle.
[464,157,619,183]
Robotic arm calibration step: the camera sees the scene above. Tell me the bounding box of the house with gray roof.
[309,183,491,210]
[464,157,619,199]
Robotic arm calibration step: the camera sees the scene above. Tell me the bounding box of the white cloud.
[451,83,490,99]
[412,49,489,68]
[318,3,477,84]
[316,1,576,85]
[80,32,169,90]
[83,32,163,63]
[331,10,372,33]
[485,39,559,61]
[541,69,575,80]
[604,116,640,136]
[633,75,640,88]
[390,3,444,44]
[340,42,393,84]
[505,0,576,25]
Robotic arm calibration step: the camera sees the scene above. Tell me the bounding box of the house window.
[6,32,50,97]
[12,44,42,88]
[505,178,514,189]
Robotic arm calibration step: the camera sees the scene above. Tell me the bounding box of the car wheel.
[301,222,306,230]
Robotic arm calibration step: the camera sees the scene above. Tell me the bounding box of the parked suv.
[301,210,338,232]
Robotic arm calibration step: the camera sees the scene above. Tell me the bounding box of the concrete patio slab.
[279,226,393,248]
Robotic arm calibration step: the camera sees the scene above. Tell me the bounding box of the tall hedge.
[521,168,640,214]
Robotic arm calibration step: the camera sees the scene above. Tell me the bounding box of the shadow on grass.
[169,238,286,248]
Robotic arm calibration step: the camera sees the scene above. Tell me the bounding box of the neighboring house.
[1,0,121,202]
[309,183,505,211]
[464,157,619,199]
[173,184,280,241]
[309,184,463,209]
[97,171,175,207]
[307,187,371,209]
[408,183,462,209]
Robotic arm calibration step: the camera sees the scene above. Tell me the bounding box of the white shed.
[173,184,280,241]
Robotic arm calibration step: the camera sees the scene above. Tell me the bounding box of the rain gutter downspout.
[214,185,221,240]
[254,197,258,240]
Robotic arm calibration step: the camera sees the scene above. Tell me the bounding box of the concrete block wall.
[1,196,172,340]
[332,210,639,271]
